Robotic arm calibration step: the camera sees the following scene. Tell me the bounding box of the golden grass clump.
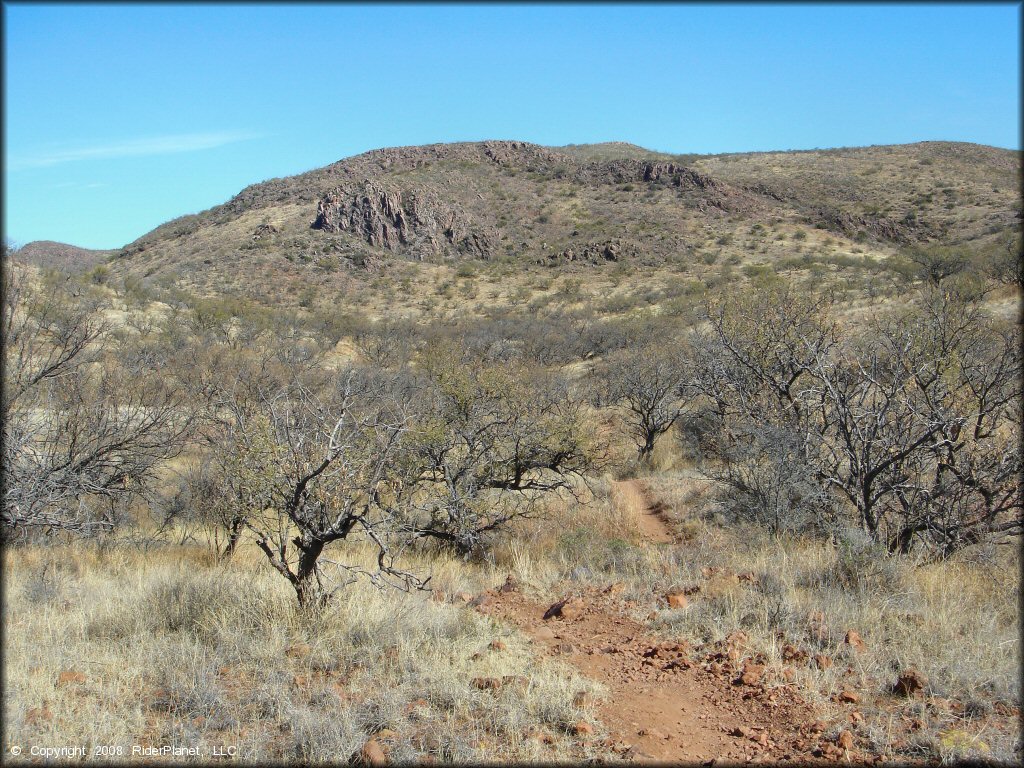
[3,540,602,763]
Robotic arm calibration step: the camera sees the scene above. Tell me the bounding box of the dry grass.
[3,468,1019,764]
[491,471,1020,763]
[2,540,603,763]
[588,473,1021,762]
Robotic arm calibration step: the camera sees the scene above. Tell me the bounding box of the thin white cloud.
[53,181,109,190]
[10,131,261,170]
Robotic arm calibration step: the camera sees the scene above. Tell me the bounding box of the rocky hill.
[94,139,1019,298]
[15,240,112,273]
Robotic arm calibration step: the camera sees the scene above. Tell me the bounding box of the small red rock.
[813,654,833,669]
[893,668,928,697]
[543,597,584,620]
[56,670,86,686]
[725,630,749,647]
[782,644,807,663]
[471,677,502,691]
[837,689,860,704]
[740,663,764,686]
[666,592,688,609]
[358,739,388,765]
[844,630,866,652]
[572,722,594,737]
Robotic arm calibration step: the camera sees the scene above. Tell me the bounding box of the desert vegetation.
[3,141,1021,765]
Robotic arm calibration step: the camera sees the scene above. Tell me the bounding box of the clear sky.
[3,2,1020,250]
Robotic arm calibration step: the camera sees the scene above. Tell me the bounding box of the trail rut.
[483,480,829,763]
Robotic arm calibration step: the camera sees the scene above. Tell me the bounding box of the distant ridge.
[15,240,112,273]
[21,140,1018,302]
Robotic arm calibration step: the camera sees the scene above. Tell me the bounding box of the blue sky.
[3,3,1020,250]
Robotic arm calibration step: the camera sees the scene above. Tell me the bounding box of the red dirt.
[486,586,830,763]
[620,479,675,545]
[482,481,839,763]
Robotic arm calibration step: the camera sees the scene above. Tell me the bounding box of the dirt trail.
[484,480,826,763]
[617,478,675,545]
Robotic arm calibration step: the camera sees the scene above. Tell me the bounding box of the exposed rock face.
[573,159,760,214]
[252,223,279,241]
[312,181,494,259]
[555,238,638,264]
[810,204,918,243]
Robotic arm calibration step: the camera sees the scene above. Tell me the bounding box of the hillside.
[100,140,1020,304]
[6,139,1021,766]
[15,240,112,273]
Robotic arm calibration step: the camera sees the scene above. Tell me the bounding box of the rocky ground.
[436,480,1019,765]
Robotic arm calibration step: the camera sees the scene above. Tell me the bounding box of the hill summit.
[31,139,1018,298]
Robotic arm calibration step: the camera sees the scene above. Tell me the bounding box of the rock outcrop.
[553,238,638,264]
[312,181,495,259]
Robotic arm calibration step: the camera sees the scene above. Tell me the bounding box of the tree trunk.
[293,538,326,609]
[638,433,656,463]
[220,517,244,559]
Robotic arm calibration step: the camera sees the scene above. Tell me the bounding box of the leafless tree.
[688,280,1020,557]
[404,345,598,556]
[703,423,837,535]
[805,289,1021,555]
[207,367,426,607]
[595,341,691,462]
[693,284,838,429]
[2,254,195,539]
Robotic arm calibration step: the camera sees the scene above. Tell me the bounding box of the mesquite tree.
[2,253,194,539]
[690,278,1021,556]
[595,342,691,463]
[404,344,598,556]
[211,368,425,607]
[806,290,1021,554]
